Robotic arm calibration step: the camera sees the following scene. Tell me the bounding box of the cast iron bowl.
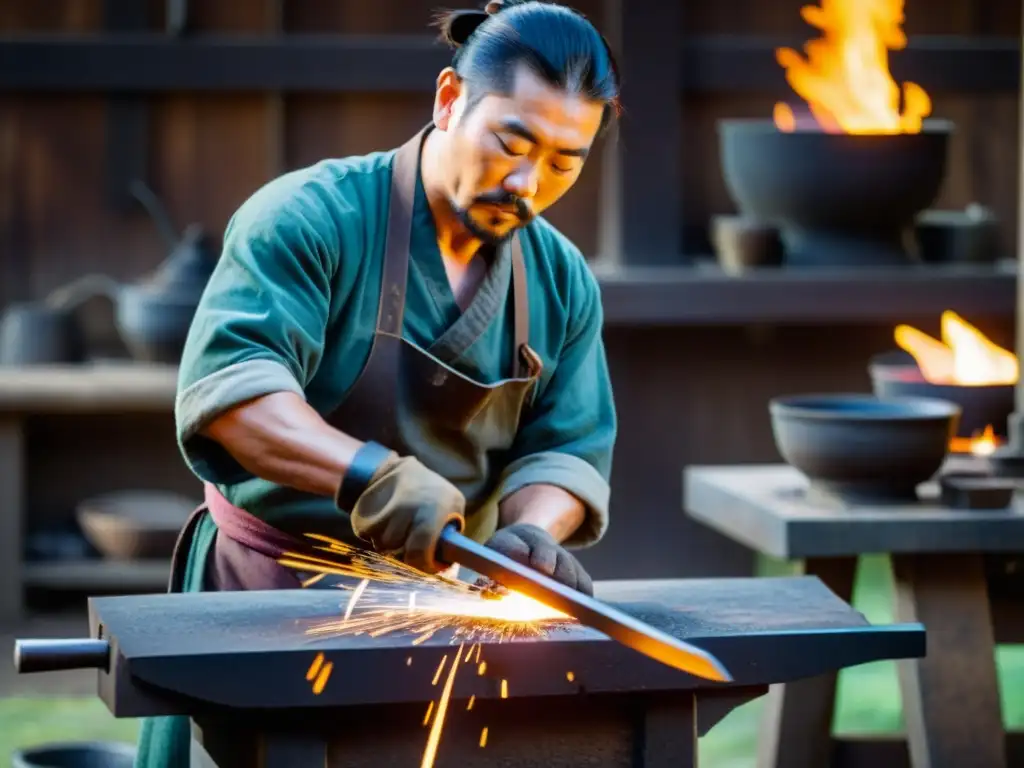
[11,741,135,768]
[869,350,1013,439]
[769,393,961,504]
[718,118,952,266]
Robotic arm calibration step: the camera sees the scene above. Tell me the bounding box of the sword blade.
[437,526,732,683]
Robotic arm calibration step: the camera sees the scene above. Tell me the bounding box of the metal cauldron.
[11,741,136,768]
[0,183,218,366]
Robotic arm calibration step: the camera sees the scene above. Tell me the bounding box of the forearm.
[200,391,367,498]
[499,483,585,544]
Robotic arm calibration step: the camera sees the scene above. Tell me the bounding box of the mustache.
[472,192,531,221]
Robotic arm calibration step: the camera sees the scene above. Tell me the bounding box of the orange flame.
[894,311,1018,386]
[773,0,932,134]
[949,425,1001,457]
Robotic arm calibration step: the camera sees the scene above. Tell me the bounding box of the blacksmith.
[136,1,620,764]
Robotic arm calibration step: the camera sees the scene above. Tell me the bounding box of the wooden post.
[1008,0,1024,446]
[0,416,25,623]
[1018,0,1024,412]
[598,0,686,267]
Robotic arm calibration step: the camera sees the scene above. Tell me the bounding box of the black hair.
[433,0,622,133]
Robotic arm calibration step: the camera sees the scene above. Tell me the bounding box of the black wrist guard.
[334,441,393,512]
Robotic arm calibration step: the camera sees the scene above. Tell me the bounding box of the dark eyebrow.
[497,118,590,158]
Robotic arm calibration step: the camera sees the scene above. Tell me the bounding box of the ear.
[432,68,464,132]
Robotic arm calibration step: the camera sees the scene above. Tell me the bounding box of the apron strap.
[510,236,530,378]
[375,127,425,337]
[380,124,532,378]
[167,504,209,593]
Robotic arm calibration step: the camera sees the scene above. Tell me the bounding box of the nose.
[503,163,538,200]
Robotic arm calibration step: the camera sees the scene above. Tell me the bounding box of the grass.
[2,555,1022,766]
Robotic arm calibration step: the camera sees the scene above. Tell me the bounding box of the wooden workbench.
[684,463,1024,768]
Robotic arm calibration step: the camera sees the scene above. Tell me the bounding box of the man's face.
[433,63,605,245]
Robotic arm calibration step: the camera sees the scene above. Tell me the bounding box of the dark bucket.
[11,742,136,768]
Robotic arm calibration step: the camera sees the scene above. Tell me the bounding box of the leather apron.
[136,125,541,768]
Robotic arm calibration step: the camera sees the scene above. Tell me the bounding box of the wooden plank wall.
[1,0,1021,581]
[0,0,604,307]
[1,0,1021,299]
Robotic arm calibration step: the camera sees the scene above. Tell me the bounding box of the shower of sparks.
[342,578,370,622]
[280,533,580,768]
[304,653,333,695]
[432,655,448,686]
[420,642,465,767]
[279,533,574,646]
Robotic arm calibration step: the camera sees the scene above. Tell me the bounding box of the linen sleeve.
[174,190,339,485]
[497,262,616,548]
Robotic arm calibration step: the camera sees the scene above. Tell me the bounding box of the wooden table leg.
[643,692,697,768]
[757,556,859,768]
[0,415,25,624]
[891,553,1006,768]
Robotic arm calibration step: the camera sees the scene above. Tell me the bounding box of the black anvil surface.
[75,576,923,715]
[18,577,926,768]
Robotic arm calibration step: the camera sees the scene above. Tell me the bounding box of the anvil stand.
[186,690,764,768]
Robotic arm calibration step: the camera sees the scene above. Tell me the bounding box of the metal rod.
[14,638,111,674]
[437,525,733,683]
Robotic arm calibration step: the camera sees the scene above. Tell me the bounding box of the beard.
[451,191,533,246]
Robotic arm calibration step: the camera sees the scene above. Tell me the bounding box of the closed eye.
[495,135,526,157]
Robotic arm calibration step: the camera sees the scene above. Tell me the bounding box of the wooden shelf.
[0,362,177,413]
[596,261,1018,326]
[23,559,170,591]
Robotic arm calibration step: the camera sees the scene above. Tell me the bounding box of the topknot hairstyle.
[433,0,621,131]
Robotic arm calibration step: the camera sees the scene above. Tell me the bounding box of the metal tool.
[436,524,733,682]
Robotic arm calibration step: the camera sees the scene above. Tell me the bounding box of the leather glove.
[349,454,465,574]
[484,523,594,596]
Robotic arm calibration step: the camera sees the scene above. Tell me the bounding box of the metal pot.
[112,182,218,363]
[0,275,115,366]
[11,741,136,768]
[0,183,216,367]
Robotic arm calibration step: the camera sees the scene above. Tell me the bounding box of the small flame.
[894,311,1018,386]
[949,424,1001,457]
[773,0,932,134]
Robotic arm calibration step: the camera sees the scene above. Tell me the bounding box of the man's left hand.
[484,523,594,596]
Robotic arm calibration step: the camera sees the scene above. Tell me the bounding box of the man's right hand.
[347,454,465,574]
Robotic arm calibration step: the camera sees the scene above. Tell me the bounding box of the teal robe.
[139,144,617,768]
[175,147,616,549]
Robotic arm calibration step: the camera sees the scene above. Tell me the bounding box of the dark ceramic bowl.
[719,118,951,266]
[11,741,135,768]
[769,393,961,504]
[869,351,1013,438]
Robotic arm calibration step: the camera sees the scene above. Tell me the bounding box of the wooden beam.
[0,35,1016,95]
[597,0,685,266]
[682,36,1019,95]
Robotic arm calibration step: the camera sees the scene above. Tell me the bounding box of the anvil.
[15,576,925,768]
